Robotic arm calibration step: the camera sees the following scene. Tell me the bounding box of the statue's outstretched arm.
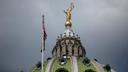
[64,10,67,15]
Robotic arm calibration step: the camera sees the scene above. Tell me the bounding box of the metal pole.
[42,48,44,72]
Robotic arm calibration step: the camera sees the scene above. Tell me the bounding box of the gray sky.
[0,0,128,72]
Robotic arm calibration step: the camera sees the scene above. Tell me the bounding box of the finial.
[64,33,66,37]
[73,32,75,37]
[60,34,62,38]
[78,37,80,40]
[64,2,74,29]
[76,34,78,38]
[69,32,71,37]
[57,36,60,39]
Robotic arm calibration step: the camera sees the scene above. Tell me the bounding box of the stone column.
[67,44,72,56]
[74,45,78,56]
[53,49,56,57]
[57,47,60,57]
[61,45,66,56]
[79,47,83,56]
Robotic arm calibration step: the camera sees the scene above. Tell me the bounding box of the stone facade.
[52,35,86,57]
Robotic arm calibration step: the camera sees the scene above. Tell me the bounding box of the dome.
[30,57,116,72]
[30,30,116,72]
[30,2,116,72]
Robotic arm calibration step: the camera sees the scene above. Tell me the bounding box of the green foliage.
[83,57,90,65]
[32,66,41,72]
[103,64,111,72]
[31,61,47,72]
[36,61,42,69]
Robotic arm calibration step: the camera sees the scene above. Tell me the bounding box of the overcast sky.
[0,0,128,72]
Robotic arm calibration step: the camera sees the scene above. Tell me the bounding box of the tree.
[103,64,111,71]
[83,57,90,65]
[36,61,42,69]
[94,58,98,62]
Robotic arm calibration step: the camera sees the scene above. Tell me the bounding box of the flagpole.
[41,15,44,72]
[41,14,47,72]
[42,48,44,72]
[41,34,44,72]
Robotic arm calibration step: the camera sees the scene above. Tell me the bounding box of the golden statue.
[64,3,74,29]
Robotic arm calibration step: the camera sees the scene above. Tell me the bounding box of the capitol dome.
[30,2,116,72]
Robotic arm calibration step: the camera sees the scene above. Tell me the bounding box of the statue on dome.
[64,2,74,29]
